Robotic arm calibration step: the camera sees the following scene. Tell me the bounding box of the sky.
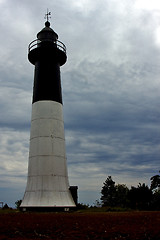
[0,0,159,207]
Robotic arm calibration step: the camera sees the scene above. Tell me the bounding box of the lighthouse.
[20,13,76,211]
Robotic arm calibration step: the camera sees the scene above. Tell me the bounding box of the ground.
[0,211,160,239]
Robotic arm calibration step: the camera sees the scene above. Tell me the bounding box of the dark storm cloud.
[63,54,159,194]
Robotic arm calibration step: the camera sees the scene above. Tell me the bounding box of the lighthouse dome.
[37,21,58,41]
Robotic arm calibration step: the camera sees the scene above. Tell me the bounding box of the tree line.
[14,171,160,210]
[100,172,160,210]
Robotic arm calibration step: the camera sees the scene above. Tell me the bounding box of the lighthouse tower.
[20,14,76,211]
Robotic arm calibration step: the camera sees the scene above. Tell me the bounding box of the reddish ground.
[0,211,160,239]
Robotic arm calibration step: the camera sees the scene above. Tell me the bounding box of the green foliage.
[101,176,116,207]
[128,183,152,210]
[151,189,160,210]
[100,175,160,210]
[77,203,89,210]
[2,204,9,209]
[79,172,160,211]
[149,171,160,210]
[115,184,129,207]
[150,171,160,191]
[93,199,102,208]
[101,176,129,208]
[15,200,22,209]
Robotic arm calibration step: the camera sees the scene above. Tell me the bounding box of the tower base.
[20,206,76,212]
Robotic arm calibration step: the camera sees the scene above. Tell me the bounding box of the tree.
[150,171,160,191]
[93,199,102,208]
[101,176,116,207]
[15,200,22,209]
[151,189,160,210]
[2,204,9,210]
[150,171,160,210]
[115,184,129,208]
[128,183,152,210]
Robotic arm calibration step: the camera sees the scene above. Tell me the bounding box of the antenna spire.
[45,9,51,22]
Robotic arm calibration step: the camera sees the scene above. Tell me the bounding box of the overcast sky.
[0,0,159,207]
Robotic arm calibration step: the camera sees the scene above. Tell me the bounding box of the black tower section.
[28,21,67,104]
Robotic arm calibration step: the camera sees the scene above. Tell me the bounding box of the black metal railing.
[28,39,66,54]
